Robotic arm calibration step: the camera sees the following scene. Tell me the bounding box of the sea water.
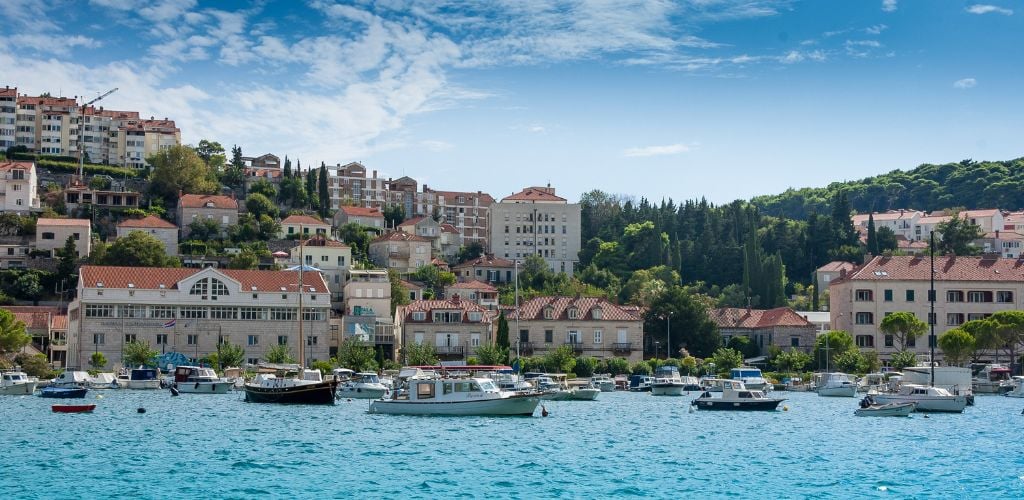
[3,390,1023,499]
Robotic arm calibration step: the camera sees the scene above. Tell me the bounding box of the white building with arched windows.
[67,265,331,369]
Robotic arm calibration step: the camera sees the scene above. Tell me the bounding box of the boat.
[700,377,728,393]
[900,365,973,405]
[173,366,231,394]
[369,376,540,416]
[651,366,687,396]
[0,369,39,395]
[628,374,653,392]
[567,381,601,401]
[50,370,92,389]
[854,396,916,417]
[533,374,598,400]
[691,380,786,411]
[871,384,967,413]
[729,366,770,391]
[857,373,886,393]
[613,374,630,390]
[337,372,388,399]
[591,374,616,392]
[971,364,1013,394]
[39,386,88,398]
[52,404,96,413]
[816,372,858,397]
[125,367,161,390]
[87,372,118,389]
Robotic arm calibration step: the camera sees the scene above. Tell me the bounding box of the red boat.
[51,404,96,413]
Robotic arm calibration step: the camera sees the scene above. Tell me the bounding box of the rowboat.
[52,404,96,413]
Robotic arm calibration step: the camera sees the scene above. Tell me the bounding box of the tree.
[813,330,855,370]
[680,355,698,375]
[473,342,508,365]
[337,340,377,372]
[264,344,295,364]
[935,212,984,255]
[337,223,373,262]
[13,272,43,305]
[866,213,878,256]
[496,312,509,351]
[404,342,439,366]
[147,145,218,205]
[879,311,927,351]
[456,242,484,263]
[89,351,107,371]
[15,353,55,379]
[214,341,245,369]
[245,193,278,219]
[388,269,410,315]
[542,345,577,374]
[249,179,277,199]
[727,336,760,359]
[0,309,30,355]
[988,310,1024,369]
[645,284,720,358]
[833,349,867,373]
[305,165,319,211]
[228,250,260,270]
[876,226,898,253]
[574,356,598,377]
[122,340,158,368]
[193,139,225,166]
[383,204,405,227]
[102,231,179,267]
[938,328,975,366]
[413,265,456,297]
[318,163,330,220]
[771,348,811,374]
[188,218,223,241]
[710,347,744,374]
[890,350,917,370]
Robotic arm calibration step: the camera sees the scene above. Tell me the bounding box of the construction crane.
[77,87,118,178]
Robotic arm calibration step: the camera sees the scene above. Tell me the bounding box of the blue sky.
[1,0,1021,204]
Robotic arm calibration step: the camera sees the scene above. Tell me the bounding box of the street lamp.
[666,311,673,359]
[654,341,661,360]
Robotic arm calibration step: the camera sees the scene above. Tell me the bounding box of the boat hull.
[39,387,88,399]
[568,388,600,400]
[872,394,967,413]
[595,382,616,392]
[176,381,232,394]
[854,403,915,417]
[338,385,388,399]
[369,395,540,416]
[126,380,162,390]
[651,383,687,396]
[818,386,858,397]
[972,381,1011,394]
[243,380,338,405]
[0,381,38,395]
[692,399,784,411]
[52,404,96,413]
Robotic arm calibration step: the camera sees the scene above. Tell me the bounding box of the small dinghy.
[854,396,915,417]
[51,404,96,413]
[39,386,89,399]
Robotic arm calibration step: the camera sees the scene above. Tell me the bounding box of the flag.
[162,319,176,329]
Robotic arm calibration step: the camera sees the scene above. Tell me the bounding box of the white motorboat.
[816,372,858,397]
[1004,376,1024,398]
[369,377,540,416]
[338,372,388,399]
[568,383,601,401]
[872,384,967,413]
[173,366,231,394]
[971,364,1013,394]
[87,372,118,389]
[900,365,973,405]
[700,377,728,393]
[534,374,598,400]
[854,396,916,417]
[51,370,92,388]
[651,366,687,396]
[730,367,770,391]
[125,367,161,390]
[591,374,616,392]
[0,370,38,395]
[857,373,886,393]
[691,380,786,411]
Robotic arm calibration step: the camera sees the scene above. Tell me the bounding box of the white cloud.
[623,144,691,157]
[965,4,1014,15]
[4,34,102,56]
[845,39,883,57]
[953,78,977,89]
[865,24,888,35]
[780,50,804,64]
[420,140,454,152]
[882,0,898,12]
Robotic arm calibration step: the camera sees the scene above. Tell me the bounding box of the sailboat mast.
[298,225,305,368]
[929,230,935,387]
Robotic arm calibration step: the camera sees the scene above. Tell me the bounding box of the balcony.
[518,341,535,355]
[612,343,633,354]
[564,341,584,353]
[435,345,464,356]
[373,333,395,344]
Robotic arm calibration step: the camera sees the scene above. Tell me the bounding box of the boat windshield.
[360,374,380,384]
[477,380,498,392]
[732,369,763,378]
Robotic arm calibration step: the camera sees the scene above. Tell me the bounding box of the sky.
[1,0,1021,204]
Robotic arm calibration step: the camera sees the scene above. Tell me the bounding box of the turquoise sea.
[3,390,1023,499]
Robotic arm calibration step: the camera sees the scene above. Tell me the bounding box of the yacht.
[971,364,1013,394]
[1004,377,1024,398]
[816,372,858,397]
[650,366,687,396]
[691,380,786,411]
[857,373,886,393]
[0,370,38,395]
[872,384,967,413]
[87,373,118,389]
[628,374,653,392]
[338,372,388,399]
[535,374,599,400]
[369,377,540,416]
[590,374,616,392]
[173,366,231,394]
[243,364,339,405]
[125,367,161,390]
[51,370,91,388]
[730,367,770,391]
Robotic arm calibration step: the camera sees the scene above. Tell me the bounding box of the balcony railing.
[518,341,535,355]
[374,333,395,344]
[564,341,584,353]
[612,342,633,354]
[435,345,464,356]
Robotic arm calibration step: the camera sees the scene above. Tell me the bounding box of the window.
[967,291,992,303]
[417,382,435,400]
[928,312,936,325]
[85,305,115,317]
[592,308,602,320]
[855,335,874,348]
[468,312,482,322]
[906,290,915,302]
[180,307,207,319]
[187,334,198,346]
[855,312,874,325]
[411,311,426,321]
[240,307,266,320]
[247,358,259,365]
[997,291,1014,303]
[307,336,318,346]
[593,329,602,344]
[156,334,168,345]
[855,290,873,301]
[433,311,462,323]
[248,335,259,346]
[929,335,937,348]
[967,313,990,321]
[908,336,916,348]
[790,337,799,347]
[150,306,175,319]
[210,306,238,320]
[884,335,894,347]
[278,336,288,345]
[545,329,553,343]
[946,313,965,326]
[946,290,964,302]
[122,305,143,318]
[93,333,105,345]
[883,289,893,302]
[519,329,529,342]
[302,308,324,321]
[567,308,580,320]
[270,308,296,321]
[41,232,55,240]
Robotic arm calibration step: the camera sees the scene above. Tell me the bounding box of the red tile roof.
[339,206,384,217]
[709,307,814,329]
[3,307,62,330]
[817,261,856,273]
[447,280,498,292]
[179,194,237,209]
[507,296,642,322]
[117,215,177,229]
[832,255,1024,284]
[282,214,328,226]
[0,87,16,98]
[502,187,566,203]
[371,231,431,243]
[0,161,34,172]
[37,218,90,227]
[52,315,68,330]
[398,216,429,227]
[401,298,493,322]
[79,265,329,292]
[452,254,515,269]
[440,223,460,234]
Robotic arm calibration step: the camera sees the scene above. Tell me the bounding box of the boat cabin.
[174,366,219,383]
[393,378,500,402]
[130,368,159,381]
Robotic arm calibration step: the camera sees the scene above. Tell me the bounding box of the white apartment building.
[288,236,351,303]
[830,255,1024,364]
[67,266,332,369]
[0,161,39,214]
[280,214,330,239]
[35,218,90,257]
[0,87,16,149]
[488,186,582,276]
[852,210,922,240]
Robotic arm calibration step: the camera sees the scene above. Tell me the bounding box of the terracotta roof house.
[280,214,330,238]
[396,295,496,361]
[35,218,91,258]
[177,194,239,238]
[333,205,385,229]
[368,231,432,273]
[451,254,516,284]
[116,215,179,256]
[444,280,498,309]
[505,296,644,361]
[0,161,40,214]
[815,261,858,298]
[709,307,817,354]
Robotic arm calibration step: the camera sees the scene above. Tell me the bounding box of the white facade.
[0,161,39,214]
[289,238,351,303]
[488,186,582,275]
[35,218,90,257]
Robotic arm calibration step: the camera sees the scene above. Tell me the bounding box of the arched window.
[190,278,230,299]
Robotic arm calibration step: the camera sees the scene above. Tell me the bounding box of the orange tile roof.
[423,188,497,206]
[281,214,328,226]
[79,265,329,292]
[339,206,384,217]
[502,187,566,203]
[832,255,1024,284]
[0,87,16,97]
[371,231,431,243]
[440,223,460,234]
[817,261,857,273]
[452,254,515,269]
[117,215,177,229]
[398,216,429,226]
[709,307,814,329]
[447,280,498,292]
[179,194,237,209]
[0,161,34,172]
[37,218,90,227]
[401,298,493,322]
[507,296,642,322]
[52,314,68,330]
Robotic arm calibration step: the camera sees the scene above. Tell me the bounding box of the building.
[443,280,499,309]
[829,254,1024,364]
[976,230,1024,259]
[241,153,280,170]
[325,162,390,210]
[420,187,494,249]
[116,215,178,256]
[396,295,496,362]
[177,194,238,238]
[400,279,425,301]
[342,269,397,359]
[797,311,831,337]
[488,186,581,275]
[0,236,32,269]
[288,236,351,303]
[333,205,385,229]
[67,266,331,369]
[451,254,516,284]
[708,307,818,355]
[0,161,39,214]
[35,218,90,257]
[438,223,464,260]
[279,214,330,239]
[368,231,431,273]
[0,87,15,149]
[505,296,644,362]
[3,306,68,367]
[64,180,141,211]
[815,261,857,299]
[852,210,922,240]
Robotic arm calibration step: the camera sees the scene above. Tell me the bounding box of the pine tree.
[283,156,291,178]
[866,213,879,256]
[318,163,330,219]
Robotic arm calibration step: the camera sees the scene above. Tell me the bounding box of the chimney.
[451,293,461,304]
[839,268,847,279]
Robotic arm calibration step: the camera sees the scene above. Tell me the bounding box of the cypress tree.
[866,213,878,256]
[283,156,291,178]
[318,163,330,219]
[305,163,318,211]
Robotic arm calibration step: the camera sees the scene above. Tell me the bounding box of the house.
[815,261,857,299]
[288,236,351,303]
[368,231,431,273]
[708,307,818,355]
[116,215,178,256]
[444,280,499,309]
[333,205,385,229]
[241,153,280,170]
[451,254,516,284]
[438,223,463,260]
[400,279,425,301]
[0,161,39,214]
[398,216,441,240]
[829,254,1024,364]
[67,265,332,369]
[488,185,582,275]
[279,214,330,239]
[177,194,238,238]
[851,210,922,240]
[63,180,140,212]
[343,269,397,360]
[505,296,644,362]
[976,230,1024,259]
[35,218,91,258]
[3,306,68,367]
[396,295,496,362]
[0,236,32,269]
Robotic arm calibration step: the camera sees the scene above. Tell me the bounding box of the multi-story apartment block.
[67,266,332,369]
[421,187,494,248]
[488,186,582,275]
[177,194,238,238]
[0,161,39,214]
[116,215,178,256]
[325,162,389,210]
[342,269,397,359]
[396,295,496,362]
[35,218,90,257]
[829,254,1024,364]
[368,231,431,273]
[708,307,818,355]
[506,296,644,362]
[280,214,330,239]
[64,180,141,211]
[451,254,516,284]
[289,236,351,303]
[0,87,16,149]
[852,210,922,240]
[333,205,385,229]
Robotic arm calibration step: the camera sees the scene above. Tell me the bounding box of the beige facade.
[333,205,385,229]
[0,161,39,214]
[506,296,644,362]
[451,254,516,284]
[488,186,582,276]
[116,215,178,256]
[67,266,331,369]
[444,280,499,309]
[177,194,239,238]
[709,307,818,355]
[369,231,432,273]
[396,296,496,362]
[280,214,330,238]
[289,237,351,303]
[35,218,90,257]
[342,269,397,359]
[830,255,1024,364]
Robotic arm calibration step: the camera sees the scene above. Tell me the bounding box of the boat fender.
[541,405,548,417]
[137,408,146,414]
[195,382,200,390]
[783,406,789,412]
[687,405,695,413]
[170,386,179,396]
